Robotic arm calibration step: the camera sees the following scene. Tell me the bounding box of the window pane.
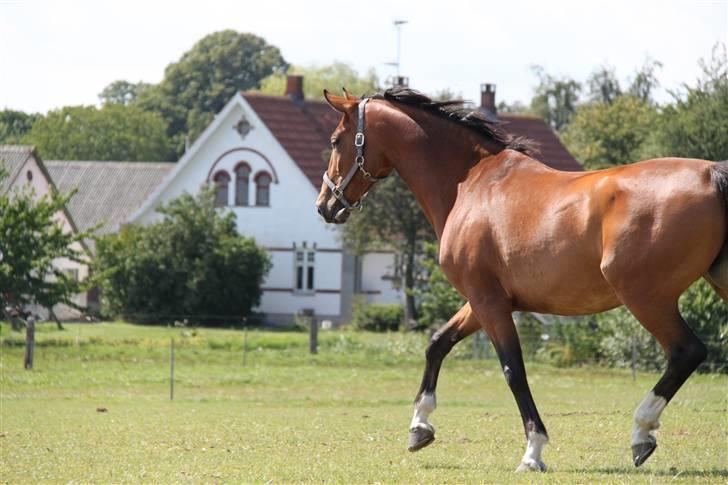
[256,185,269,206]
[236,176,248,206]
[296,252,303,261]
[307,266,314,290]
[307,252,315,262]
[296,266,303,290]
[213,172,230,207]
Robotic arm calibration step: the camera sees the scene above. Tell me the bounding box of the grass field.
[1,322,726,483]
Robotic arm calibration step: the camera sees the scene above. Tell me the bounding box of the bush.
[351,300,404,332]
[93,189,270,325]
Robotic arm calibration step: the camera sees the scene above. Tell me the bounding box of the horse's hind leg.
[620,301,707,467]
[408,303,479,452]
[468,292,549,472]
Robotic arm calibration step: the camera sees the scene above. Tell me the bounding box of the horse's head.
[316,90,393,224]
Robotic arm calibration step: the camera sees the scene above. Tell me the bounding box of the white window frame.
[294,247,316,294]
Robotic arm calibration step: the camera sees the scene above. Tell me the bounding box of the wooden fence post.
[24,315,35,370]
[170,338,175,400]
[304,309,317,354]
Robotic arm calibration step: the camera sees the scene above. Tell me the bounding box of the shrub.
[351,300,404,332]
[93,189,270,325]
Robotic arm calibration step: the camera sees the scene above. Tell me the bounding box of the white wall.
[9,155,89,320]
[134,95,345,319]
[359,252,402,305]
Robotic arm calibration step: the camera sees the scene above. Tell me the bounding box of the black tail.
[708,161,728,291]
[710,161,728,209]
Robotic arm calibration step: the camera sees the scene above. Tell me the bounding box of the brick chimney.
[285,74,304,100]
[480,83,496,114]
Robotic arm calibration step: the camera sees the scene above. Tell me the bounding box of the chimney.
[480,83,496,114]
[285,74,304,100]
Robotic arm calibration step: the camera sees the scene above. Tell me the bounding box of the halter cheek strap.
[322,97,388,210]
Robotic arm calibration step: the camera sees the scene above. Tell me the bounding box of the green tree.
[586,65,622,105]
[257,62,379,99]
[0,110,41,144]
[341,174,435,326]
[98,80,152,105]
[529,66,581,131]
[561,95,658,169]
[0,164,88,315]
[627,59,663,104]
[647,44,728,161]
[137,30,288,154]
[93,188,271,325]
[22,104,173,161]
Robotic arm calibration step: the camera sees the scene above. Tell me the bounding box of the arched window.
[255,172,272,207]
[213,171,230,207]
[235,162,250,206]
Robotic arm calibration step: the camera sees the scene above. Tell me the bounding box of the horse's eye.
[331,138,339,149]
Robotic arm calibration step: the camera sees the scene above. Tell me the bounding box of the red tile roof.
[242,94,582,187]
[498,115,582,172]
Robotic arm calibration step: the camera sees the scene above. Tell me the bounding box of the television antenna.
[384,19,408,77]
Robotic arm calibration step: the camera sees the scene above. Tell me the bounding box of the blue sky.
[1,0,726,113]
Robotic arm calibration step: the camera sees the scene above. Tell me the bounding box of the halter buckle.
[354,133,365,147]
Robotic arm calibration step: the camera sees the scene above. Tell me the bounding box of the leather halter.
[322,97,388,211]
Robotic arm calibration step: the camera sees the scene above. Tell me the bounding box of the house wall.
[8,155,88,320]
[358,252,402,305]
[135,96,347,322]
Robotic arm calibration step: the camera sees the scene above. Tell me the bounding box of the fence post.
[170,338,175,400]
[24,315,35,370]
[631,334,637,382]
[243,324,248,367]
[304,309,317,354]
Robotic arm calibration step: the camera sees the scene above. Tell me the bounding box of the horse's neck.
[389,109,497,239]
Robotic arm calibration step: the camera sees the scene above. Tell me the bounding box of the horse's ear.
[324,89,355,113]
[342,88,358,101]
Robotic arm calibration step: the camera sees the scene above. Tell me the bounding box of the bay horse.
[315,87,728,472]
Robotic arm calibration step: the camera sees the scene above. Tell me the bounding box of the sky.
[1,0,726,113]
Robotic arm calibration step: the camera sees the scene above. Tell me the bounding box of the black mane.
[373,87,538,156]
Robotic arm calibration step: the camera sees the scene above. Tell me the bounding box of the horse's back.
[441,154,725,314]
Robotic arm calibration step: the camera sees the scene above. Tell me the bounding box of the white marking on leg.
[516,431,548,472]
[632,391,667,446]
[410,393,436,432]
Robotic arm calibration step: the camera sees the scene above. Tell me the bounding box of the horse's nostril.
[317,206,324,216]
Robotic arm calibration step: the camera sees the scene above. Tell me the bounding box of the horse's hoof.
[408,426,435,452]
[632,439,657,467]
[515,458,547,472]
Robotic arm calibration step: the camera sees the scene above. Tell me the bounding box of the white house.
[128,76,402,324]
[3,77,581,324]
[0,146,90,319]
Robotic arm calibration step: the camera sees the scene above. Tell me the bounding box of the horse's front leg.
[468,292,549,472]
[408,303,479,452]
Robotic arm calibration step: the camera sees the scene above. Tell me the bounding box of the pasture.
[1,322,726,483]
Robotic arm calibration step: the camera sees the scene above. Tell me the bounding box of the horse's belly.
[506,260,622,315]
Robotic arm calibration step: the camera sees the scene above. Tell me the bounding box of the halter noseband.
[322,97,388,211]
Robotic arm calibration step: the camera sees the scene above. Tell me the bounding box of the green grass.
[1,322,726,483]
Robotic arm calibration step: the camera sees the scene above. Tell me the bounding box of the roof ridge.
[0,144,35,152]
[46,160,173,166]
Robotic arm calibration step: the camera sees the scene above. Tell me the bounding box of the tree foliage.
[341,174,435,325]
[561,95,658,169]
[98,80,152,106]
[647,44,728,161]
[0,166,88,313]
[257,62,379,99]
[137,30,288,154]
[0,110,41,144]
[529,66,581,131]
[93,189,271,325]
[22,104,172,161]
